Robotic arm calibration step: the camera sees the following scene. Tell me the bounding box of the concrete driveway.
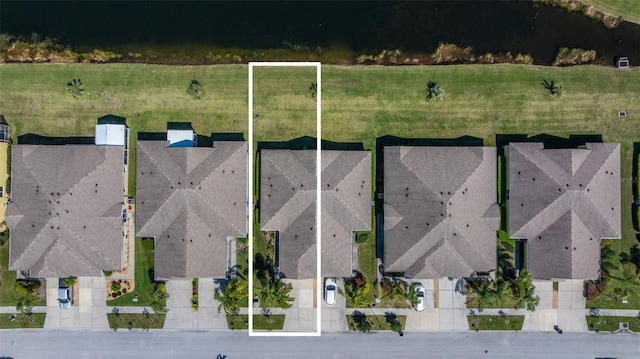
[164,278,229,330]
[44,277,108,329]
[282,279,317,331]
[404,279,439,331]
[437,277,469,331]
[321,278,348,332]
[556,279,588,332]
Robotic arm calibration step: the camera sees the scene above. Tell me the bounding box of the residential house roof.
[508,142,621,280]
[260,149,371,279]
[136,140,247,279]
[6,145,125,277]
[383,146,499,279]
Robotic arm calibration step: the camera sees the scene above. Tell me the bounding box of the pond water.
[2,1,639,65]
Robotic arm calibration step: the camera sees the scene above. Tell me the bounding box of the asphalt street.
[0,331,638,359]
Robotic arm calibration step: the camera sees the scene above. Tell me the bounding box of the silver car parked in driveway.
[58,287,72,309]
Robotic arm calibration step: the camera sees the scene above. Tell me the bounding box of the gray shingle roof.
[508,142,621,280]
[260,149,371,279]
[383,146,498,279]
[136,140,247,280]
[6,145,125,277]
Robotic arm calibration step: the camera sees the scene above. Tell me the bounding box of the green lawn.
[108,238,161,307]
[467,315,524,331]
[586,315,640,332]
[107,313,166,330]
[586,290,640,309]
[0,242,45,307]
[346,314,406,331]
[226,314,285,331]
[465,295,520,310]
[356,232,377,299]
[0,313,46,329]
[580,0,640,25]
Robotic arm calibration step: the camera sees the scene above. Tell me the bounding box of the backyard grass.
[346,314,406,331]
[226,314,285,330]
[580,0,640,25]
[0,242,46,307]
[0,313,46,329]
[108,238,160,307]
[467,315,524,331]
[107,313,166,330]
[586,315,640,332]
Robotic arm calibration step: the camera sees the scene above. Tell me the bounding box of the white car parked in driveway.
[324,278,337,305]
[413,284,425,311]
[58,287,72,309]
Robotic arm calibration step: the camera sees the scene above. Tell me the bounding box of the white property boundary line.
[248,62,322,337]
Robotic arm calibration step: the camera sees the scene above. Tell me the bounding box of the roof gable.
[7,145,124,277]
[508,142,621,280]
[260,149,371,279]
[136,140,247,279]
[383,146,498,279]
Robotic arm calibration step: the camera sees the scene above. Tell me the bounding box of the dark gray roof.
[6,145,125,277]
[508,142,621,280]
[136,140,247,280]
[383,146,498,279]
[260,149,371,279]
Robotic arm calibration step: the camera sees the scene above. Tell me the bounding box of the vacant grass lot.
[580,0,640,25]
[2,63,640,294]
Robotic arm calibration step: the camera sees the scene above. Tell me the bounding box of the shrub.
[355,232,370,244]
[553,47,596,66]
[111,281,121,292]
[431,43,474,64]
[514,53,534,65]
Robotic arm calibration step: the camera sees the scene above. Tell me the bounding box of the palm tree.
[542,79,564,96]
[513,269,539,311]
[187,79,203,99]
[15,292,38,312]
[426,81,444,100]
[340,280,371,308]
[67,79,84,98]
[259,279,294,309]
[405,283,422,307]
[150,283,168,314]
[599,244,619,277]
[214,278,248,315]
[602,262,640,300]
[497,241,515,281]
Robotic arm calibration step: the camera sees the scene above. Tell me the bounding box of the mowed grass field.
[580,0,640,25]
[1,63,640,253]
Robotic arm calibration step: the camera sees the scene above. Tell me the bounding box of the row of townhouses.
[5,115,620,282]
